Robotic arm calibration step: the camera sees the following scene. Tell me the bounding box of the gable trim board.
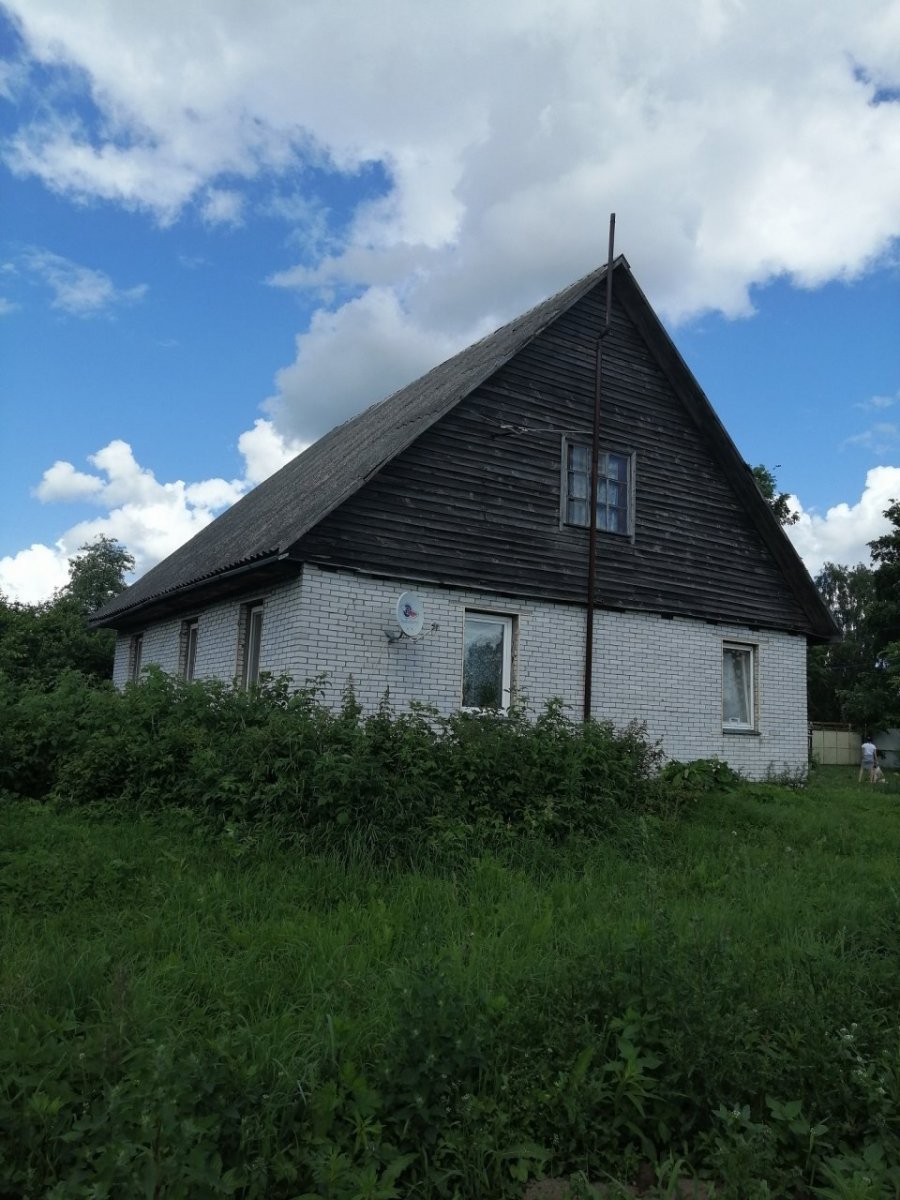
[91,258,837,644]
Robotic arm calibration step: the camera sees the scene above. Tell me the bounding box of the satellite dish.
[395,591,425,638]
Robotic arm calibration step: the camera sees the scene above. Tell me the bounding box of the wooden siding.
[293,284,810,634]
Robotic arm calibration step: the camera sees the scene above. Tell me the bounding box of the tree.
[0,536,134,688]
[751,464,799,526]
[808,501,900,730]
[807,562,875,723]
[858,499,900,728]
[61,534,135,615]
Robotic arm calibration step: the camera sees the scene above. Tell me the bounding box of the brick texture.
[114,565,808,779]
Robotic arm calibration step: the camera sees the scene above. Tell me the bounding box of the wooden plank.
[294,286,814,634]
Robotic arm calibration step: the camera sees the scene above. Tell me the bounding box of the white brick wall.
[114,564,809,779]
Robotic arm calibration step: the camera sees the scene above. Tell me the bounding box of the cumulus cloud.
[2,1,899,435]
[236,419,306,485]
[2,1,899,600]
[0,543,71,606]
[21,248,147,316]
[35,460,105,502]
[0,421,305,604]
[787,465,900,575]
[266,287,468,438]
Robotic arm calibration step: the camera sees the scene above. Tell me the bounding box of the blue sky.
[1,0,898,603]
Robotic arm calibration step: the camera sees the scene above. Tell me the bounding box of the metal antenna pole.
[583,212,616,722]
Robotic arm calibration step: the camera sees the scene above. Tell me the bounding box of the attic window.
[563,441,633,534]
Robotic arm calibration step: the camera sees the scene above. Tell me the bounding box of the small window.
[180,619,199,681]
[564,442,632,533]
[129,633,144,683]
[240,603,264,688]
[723,643,755,730]
[462,612,514,711]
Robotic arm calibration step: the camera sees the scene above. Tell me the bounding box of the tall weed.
[2,671,665,860]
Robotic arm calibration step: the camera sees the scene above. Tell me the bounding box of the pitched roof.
[93,261,613,625]
[93,257,838,642]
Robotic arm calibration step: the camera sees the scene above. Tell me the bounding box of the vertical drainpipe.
[583,214,616,722]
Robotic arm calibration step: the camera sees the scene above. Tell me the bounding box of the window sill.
[722,727,760,737]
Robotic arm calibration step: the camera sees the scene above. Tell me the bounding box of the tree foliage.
[63,535,135,615]
[751,464,799,526]
[808,501,900,731]
[0,536,134,689]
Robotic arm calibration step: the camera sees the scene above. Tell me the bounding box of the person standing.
[859,737,878,783]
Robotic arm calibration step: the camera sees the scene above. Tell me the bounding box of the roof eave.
[89,550,297,630]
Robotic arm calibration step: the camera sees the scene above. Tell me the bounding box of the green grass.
[2,769,900,1198]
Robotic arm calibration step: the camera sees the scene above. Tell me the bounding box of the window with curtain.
[462,612,514,710]
[723,643,755,729]
[564,442,632,534]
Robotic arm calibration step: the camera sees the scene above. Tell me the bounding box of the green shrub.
[3,671,671,861]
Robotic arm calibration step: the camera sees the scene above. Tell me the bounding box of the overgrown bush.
[2,669,668,860]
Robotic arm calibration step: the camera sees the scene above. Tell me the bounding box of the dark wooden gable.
[293,276,811,634]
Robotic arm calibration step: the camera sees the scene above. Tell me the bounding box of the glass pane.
[185,623,198,681]
[568,469,588,500]
[723,647,752,725]
[565,444,630,533]
[569,444,589,472]
[568,497,588,525]
[245,608,263,686]
[463,617,505,708]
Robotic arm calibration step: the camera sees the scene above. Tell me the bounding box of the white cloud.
[5,0,889,438]
[841,422,900,454]
[200,187,244,226]
[2,3,898,415]
[236,419,306,485]
[856,390,899,411]
[0,543,71,606]
[35,460,104,501]
[0,422,302,604]
[2,1,900,602]
[0,297,19,314]
[266,287,468,439]
[787,465,900,575]
[22,248,147,316]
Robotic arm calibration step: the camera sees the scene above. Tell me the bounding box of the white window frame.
[722,642,756,732]
[180,618,199,681]
[239,602,265,688]
[561,438,634,536]
[461,611,514,712]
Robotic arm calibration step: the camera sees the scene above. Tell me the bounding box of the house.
[91,258,839,779]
